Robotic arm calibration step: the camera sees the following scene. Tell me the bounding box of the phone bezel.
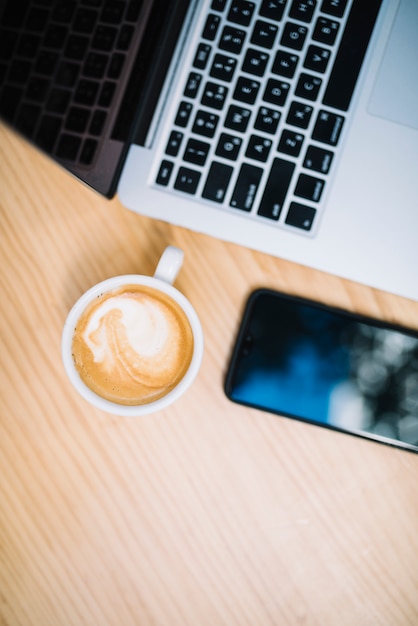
[224,288,418,454]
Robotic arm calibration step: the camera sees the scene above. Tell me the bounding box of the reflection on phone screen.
[226,291,418,452]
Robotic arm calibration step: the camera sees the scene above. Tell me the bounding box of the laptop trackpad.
[368,0,418,130]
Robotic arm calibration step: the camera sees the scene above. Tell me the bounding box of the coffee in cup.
[72,284,195,406]
[62,247,203,416]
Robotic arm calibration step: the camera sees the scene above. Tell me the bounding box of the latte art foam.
[72,286,194,405]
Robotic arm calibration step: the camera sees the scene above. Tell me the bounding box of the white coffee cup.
[61,246,203,416]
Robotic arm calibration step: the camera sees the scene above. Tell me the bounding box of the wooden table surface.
[1,122,418,626]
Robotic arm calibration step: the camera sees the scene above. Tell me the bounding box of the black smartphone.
[225,289,418,453]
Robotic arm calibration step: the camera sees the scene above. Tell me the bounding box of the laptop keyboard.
[155,0,380,235]
[0,0,143,168]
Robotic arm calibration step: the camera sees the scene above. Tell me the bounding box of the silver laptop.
[1,1,417,300]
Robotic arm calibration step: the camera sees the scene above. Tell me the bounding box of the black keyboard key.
[1,2,27,28]
[108,53,125,79]
[74,8,97,33]
[56,133,81,160]
[65,35,89,60]
[278,129,304,156]
[322,0,382,111]
[230,163,263,211]
[202,13,221,40]
[242,49,269,77]
[312,110,344,145]
[320,0,348,18]
[281,23,308,50]
[17,33,40,58]
[9,59,31,84]
[289,0,316,22]
[165,131,183,156]
[15,103,40,136]
[117,24,134,50]
[224,104,251,132]
[35,50,57,76]
[175,101,193,127]
[202,161,233,202]
[56,61,80,87]
[83,52,108,78]
[303,45,331,73]
[272,50,299,78]
[258,158,295,220]
[254,106,281,134]
[286,101,313,128]
[210,54,237,82]
[294,173,325,202]
[75,79,99,105]
[246,135,272,162]
[219,26,246,54]
[193,43,212,70]
[313,17,339,45]
[65,106,90,132]
[183,138,210,166]
[233,77,260,104]
[0,48,12,77]
[101,2,124,24]
[228,1,256,26]
[126,1,143,22]
[89,110,107,135]
[174,167,201,194]
[80,138,98,165]
[216,133,242,160]
[92,25,117,51]
[26,7,49,32]
[98,81,116,107]
[202,81,228,109]
[259,0,287,21]
[303,145,334,174]
[46,88,70,114]
[26,77,49,103]
[0,85,22,122]
[52,4,76,23]
[263,79,290,106]
[211,0,228,11]
[36,115,61,151]
[44,26,66,50]
[295,73,322,101]
[251,20,278,49]
[285,202,316,230]
[184,72,202,98]
[192,110,219,137]
[156,160,174,186]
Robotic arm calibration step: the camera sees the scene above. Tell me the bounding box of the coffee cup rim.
[61,274,204,416]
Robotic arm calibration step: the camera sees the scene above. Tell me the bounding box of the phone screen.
[225,289,418,453]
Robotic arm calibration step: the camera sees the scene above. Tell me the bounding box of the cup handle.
[153,246,184,285]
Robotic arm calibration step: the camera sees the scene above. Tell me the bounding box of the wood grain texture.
[1,122,418,626]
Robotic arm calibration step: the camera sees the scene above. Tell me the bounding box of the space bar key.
[257,158,295,220]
